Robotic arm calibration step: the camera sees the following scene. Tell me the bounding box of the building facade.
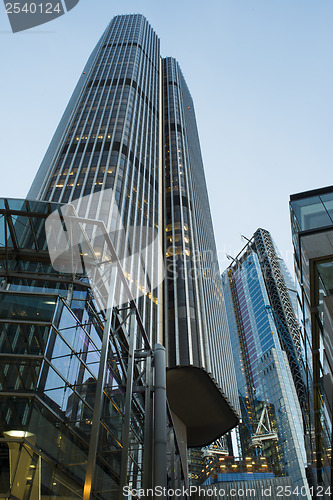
[162,57,239,447]
[28,13,239,444]
[0,13,239,498]
[222,229,309,493]
[0,198,158,498]
[29,14,162,348]
[290,186,333,494]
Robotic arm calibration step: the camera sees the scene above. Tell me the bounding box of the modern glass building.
[0,13,240,498]
[27,13,239,445]
[222,229,309,493]
[0,198,169,498]
[202,455,275,485]
[162,57,239,446]
[290,186,333,494]
[28,14,162,348]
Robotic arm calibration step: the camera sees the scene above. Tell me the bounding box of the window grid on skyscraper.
[28,13,240,451]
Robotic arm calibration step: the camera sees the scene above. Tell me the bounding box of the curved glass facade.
[222,233,309,493]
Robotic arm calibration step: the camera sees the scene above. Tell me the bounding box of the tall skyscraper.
[290,186,333,493]
[28,13,239,444]
[0,13,240,498]
[162,57,239,446]
[29,14,162,348]
[222,229,309,493]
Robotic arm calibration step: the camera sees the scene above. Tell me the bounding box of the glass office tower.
[0,13,240,497]
[222,229,309,493]
[28,13,239,444]
[163,57,239,446]
[28,14,161,347]
[290,186,333,494]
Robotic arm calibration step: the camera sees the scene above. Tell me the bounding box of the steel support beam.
[119,313,136,497]
[83,300,113,500]
[153,343,167,494]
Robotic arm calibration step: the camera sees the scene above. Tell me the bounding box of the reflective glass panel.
[291,196,333,231]
[0,293,57,322]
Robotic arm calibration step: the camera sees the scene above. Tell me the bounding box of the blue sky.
[1,0,332,273]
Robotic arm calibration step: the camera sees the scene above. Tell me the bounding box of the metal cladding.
[28,14,239,446]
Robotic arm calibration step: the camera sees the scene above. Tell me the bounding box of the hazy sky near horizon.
[1,0,332,274]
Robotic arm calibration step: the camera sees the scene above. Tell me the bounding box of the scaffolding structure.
[250,403,278,449]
